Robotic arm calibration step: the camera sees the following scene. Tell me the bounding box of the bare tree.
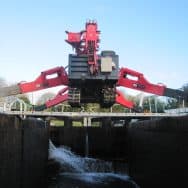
[182,83,188,106]
[0,77,7,87]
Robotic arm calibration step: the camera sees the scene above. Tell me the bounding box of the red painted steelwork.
[117,67,166,96]
[19,67,68,93]
[116,89,134,109]
[45,87,68,108]
[65,21,100,74]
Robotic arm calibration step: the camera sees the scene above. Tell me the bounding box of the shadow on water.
[48,140,139,188]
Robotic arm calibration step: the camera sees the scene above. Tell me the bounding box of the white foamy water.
[48,140,140,188]
[49,140,112,173]
[60,172,130,184]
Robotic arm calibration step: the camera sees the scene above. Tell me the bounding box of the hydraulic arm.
[117,67,186,100]
[0,67,68,97]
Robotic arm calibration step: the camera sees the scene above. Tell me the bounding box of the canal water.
[48,140,139,188]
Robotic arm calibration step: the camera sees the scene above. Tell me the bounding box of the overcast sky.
[0,0,187,102]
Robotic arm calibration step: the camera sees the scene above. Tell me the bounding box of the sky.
[0,0,188,103]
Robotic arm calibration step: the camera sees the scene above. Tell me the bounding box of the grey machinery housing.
[68,51,119,107]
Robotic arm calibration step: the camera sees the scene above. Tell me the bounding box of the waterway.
[48,140,139,188]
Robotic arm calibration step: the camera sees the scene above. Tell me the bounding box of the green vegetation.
[50,120,83,126]
[50,120,64,126]
[72,121,82,127]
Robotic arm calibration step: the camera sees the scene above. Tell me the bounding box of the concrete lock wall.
[128,115,188,188]
[50,126,128,160]
[0,114,48,188]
